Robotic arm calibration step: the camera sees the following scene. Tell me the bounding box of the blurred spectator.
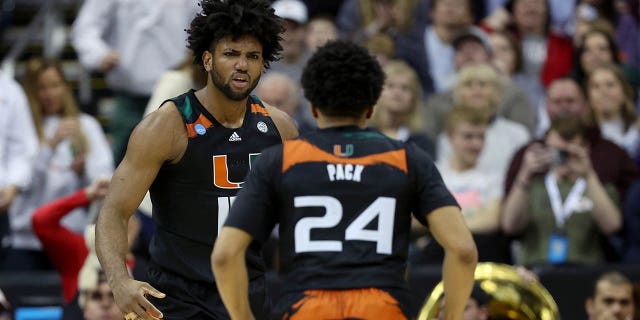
[143,52,207,116]
[369,60,435,157]
[435,64,530,184]
[271,0,309,82]
[0,71,38,261]
[77,235,123,320]
[424,31,537,136]
[365,33,397,67]
[501,116,622,267]
[395,0,479,95]
[0,288,9,320]
[71,0,199,165]
[412,106,509,265]
[482,0,574,89]
[335,0,429,44]
[573,28,640,90]
[1,59,113,271]
[585,271,635,320]
[255,71,316,133]
[586,64,640,157]
[304,16,338,53]
[505,77,638,204]
[488,30,545,107]
[573,17,616,47]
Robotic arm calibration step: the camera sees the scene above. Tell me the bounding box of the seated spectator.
[411,106,510,265]
[77,240,123,320]
[619,179,640,263]
[502,116,622,267]
[436,64,530,183]
[369,60,435,157]
[304,16,338,53]
[488,30,545,108]
[271,0,310,82]
[335,0,429,44]
[395,0,479,95]
[424,31,537,136]
[573,28,640,90]
[481,0,574,89]
[586,64,640,157]
[585,271,636,320]
[505,77,638,205]
[2,58,113,271]
[255,72,316,133]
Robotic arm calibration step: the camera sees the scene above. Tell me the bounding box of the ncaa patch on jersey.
[194,123,207,135]
[257,121,268,133]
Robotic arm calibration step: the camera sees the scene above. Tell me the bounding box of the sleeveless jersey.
[149,90,282,283]
[225,126,458,293]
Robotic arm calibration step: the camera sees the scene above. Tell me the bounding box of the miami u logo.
[333,144,354,157]
[212,153,260,189]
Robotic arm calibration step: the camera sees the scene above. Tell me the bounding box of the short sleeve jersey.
[225,126,458,292]
[149,90,282,283]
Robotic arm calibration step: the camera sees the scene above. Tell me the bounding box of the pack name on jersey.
[327,163,364,182]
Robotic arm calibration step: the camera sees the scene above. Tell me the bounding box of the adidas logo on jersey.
[229,132,242,142]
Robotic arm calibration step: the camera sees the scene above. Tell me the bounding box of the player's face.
[588,281,634,320]
[83,283,122,320]
[209,35,264,101]
[449,121,485,168]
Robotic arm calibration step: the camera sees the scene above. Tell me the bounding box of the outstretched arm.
[427,206,478,320]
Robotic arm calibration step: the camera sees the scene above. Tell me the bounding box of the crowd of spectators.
[1,0,640,318]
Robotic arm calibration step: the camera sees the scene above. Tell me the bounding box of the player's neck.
[316,116,367,129]
[196,86,247,128]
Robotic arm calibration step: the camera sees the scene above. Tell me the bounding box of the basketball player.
[94,0,298,319]
[212,40,477,320]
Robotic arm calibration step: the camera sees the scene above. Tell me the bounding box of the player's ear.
[310,105,319,119]
[203,51,213,72]
[365,106,374,119]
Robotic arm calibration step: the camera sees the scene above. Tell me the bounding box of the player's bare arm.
[427,206,478,320]
[96,103,186,320]
[265,104,299,141]
[212,227,255,320]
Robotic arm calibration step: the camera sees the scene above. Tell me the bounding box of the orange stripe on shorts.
[284,288,407,320]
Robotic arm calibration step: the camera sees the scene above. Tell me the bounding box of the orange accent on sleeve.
[185,113,214,138]
[282,140,407,173]
[251,103,270,116]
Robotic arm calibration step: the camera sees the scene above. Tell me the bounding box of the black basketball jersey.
[225,126,458,293]
[149,90,282,283]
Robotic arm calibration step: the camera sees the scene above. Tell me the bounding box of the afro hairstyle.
[187,0,284,69]
[301,40,384,118]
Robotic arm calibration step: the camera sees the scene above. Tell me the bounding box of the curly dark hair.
[301,40,384,118]
[187,0,284,69]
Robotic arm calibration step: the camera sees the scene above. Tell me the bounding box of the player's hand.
[113,278,165,320]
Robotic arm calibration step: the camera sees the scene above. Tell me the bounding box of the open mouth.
[231,75,249,88]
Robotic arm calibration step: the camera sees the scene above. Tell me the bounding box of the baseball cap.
[452,30,492,54]
[272,0,308,25]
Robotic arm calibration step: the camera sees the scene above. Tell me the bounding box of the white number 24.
[294,196,396,254]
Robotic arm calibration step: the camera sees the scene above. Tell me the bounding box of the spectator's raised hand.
[0,185,18,212]
[100,51,120,72]
[49,117,82,149]
[85,177,111,201]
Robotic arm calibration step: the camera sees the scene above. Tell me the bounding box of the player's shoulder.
[254,97,299,140]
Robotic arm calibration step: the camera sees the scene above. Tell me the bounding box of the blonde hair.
[22,58,88,154]
[587,63,637,130]
[370,60,425,132]
[445,105,491,135]
[453,64,503,114]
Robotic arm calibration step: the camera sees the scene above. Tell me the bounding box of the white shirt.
[600,119,640,157]
[9,114,114,250]
[425,26,454,93]
[0,72,38,190]
[437,117,530,183]
[71,0,199,95]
